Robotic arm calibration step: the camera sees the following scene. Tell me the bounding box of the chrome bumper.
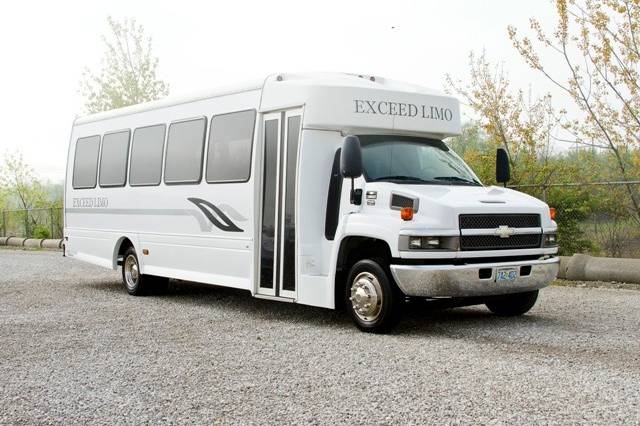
[390,257,559,298]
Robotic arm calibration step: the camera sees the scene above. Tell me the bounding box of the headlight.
[401,236,459,251]
[409,236,441,249]
[543,233,558,247]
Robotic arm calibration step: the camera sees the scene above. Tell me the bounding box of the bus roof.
[74,73,453,126]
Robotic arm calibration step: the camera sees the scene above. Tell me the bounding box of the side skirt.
[253,294,295,303]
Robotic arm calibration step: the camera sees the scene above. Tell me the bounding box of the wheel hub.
[124,255,139,289]
[349,272,382,322]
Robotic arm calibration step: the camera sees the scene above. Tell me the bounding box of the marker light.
[400,207,414,221]
[549,207,557,220]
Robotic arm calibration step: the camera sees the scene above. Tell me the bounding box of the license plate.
[496,267,518,282]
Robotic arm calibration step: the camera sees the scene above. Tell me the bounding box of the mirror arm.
[349,178,362,205]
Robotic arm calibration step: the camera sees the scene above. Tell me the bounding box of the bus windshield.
[360,135,481,186]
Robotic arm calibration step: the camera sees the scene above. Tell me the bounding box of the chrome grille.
[459,214,541,229]
[460,234,542,251]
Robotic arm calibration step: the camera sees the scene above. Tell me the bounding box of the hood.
[365,182,553,230]
[401,185,547,210]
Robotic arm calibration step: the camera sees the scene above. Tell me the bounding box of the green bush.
[32,224,51,239]
[546,190,596,255]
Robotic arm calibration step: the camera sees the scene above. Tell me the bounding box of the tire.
[121,247,154,296]
[485,290,539,316]
[345,259,402,333]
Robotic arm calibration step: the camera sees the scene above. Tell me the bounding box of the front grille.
[459,214,541,229]
[460,234,542,251]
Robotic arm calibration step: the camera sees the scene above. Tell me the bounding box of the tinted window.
[260,119,279,289]
[324,149,343,240]
[164,118,206,184]
[282,115,301,291]
[99,130,130,187]
[72,135,101,189]
[129,124,166,186]
[206,110,256,182]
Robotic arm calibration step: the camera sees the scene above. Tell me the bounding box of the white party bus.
[64,72,559,332]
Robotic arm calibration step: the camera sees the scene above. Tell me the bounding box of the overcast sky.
[0,0,561,182]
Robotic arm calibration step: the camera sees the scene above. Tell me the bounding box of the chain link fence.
[511,181,640,258]
[1,207,63,240]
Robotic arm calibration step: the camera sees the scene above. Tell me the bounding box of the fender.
[112,234,143,272]
[326,213,398,309]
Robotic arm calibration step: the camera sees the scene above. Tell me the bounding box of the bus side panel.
[294,129,343,309]
[64,90,260,291]
[134,182,253,290]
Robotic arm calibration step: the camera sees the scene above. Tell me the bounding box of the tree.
[446,122,496,183]
[0,184,7,212]
[0,152,61,238]
[0,152,48,211]
[446,52,558,186]
[80,16,169,113]
[508,0,640,221]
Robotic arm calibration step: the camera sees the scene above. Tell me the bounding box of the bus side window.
[206,110,256,183]
[99,130,130,187]
[72,135,101,189]
[130,124,166,186]
[164,118,207,185]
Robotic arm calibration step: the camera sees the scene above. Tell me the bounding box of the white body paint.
[65,73,558,309]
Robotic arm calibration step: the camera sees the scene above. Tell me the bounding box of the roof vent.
[356,74,376,82]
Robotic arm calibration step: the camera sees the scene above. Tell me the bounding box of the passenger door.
[257,109,303,299]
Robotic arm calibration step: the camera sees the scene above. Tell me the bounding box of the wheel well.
[334,236,392,310]
[115,237,134,268]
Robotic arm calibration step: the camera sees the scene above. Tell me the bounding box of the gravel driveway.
[1,249,639,424]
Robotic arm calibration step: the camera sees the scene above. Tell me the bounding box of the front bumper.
[390,257,559,298]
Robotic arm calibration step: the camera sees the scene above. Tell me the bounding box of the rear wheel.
[121,247,167,296]
[485,290,539,316]
[345,259,401,333]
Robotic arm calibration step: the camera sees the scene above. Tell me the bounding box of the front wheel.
[485,290,539,316]
[345,259,402,333]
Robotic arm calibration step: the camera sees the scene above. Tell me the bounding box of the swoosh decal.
[187,198,244,233]
[217,203,248,222]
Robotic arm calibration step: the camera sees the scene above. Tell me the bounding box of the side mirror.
[340,135,363,205]
[496,148,510,187]
[340,135,363,178]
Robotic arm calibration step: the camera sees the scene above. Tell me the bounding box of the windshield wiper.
[434,176,481,185]
[370,175,432,183]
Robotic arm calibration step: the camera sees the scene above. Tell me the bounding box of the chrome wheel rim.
[349,272,383,322]
[124,255,139,290]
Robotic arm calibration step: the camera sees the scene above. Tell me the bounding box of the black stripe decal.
[187,198,243,232]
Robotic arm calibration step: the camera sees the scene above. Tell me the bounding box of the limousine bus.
[64,72,559,332]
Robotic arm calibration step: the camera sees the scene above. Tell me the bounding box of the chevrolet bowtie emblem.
[495,225,516,238]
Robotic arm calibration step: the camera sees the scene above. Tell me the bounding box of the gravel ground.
[1,249,639,425]
[554,278,640,291]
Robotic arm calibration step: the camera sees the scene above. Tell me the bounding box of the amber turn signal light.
[400,207,414,221]
[549,207,557,220]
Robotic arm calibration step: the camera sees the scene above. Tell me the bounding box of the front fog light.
[543,233,558,247]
